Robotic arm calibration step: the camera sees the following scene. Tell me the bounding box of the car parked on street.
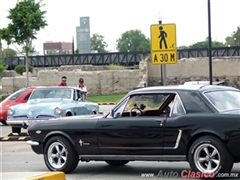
[183,80,224,85]
[0,86,36,125]
[7,86,99,133]
[26,85,240,177]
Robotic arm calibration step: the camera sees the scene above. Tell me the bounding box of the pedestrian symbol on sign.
[158,26,168,49]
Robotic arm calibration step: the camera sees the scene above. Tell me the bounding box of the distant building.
[43,42,72,55]
[76,17,91,54]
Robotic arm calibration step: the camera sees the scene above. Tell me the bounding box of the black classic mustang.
[27,85,240,176]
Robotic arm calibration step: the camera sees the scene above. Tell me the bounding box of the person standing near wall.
[76,78,87,100]
[58,76,67,86]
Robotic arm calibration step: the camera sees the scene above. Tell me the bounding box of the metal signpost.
[150,23,177,85]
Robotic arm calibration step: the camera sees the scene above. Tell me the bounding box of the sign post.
[150,23,177,86]
[150,24,177,64]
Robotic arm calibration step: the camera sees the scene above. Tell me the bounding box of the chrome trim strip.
[169,94,186,117]
[174,129,182,149]
[163,129,182,149]
[99,147,163,149]
[79,155,186,161]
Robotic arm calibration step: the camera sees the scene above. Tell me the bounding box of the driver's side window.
[113,94,169,118]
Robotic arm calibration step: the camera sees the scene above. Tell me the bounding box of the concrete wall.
[148,57,240,89]
[1,69,140,96]
[1,56,239,96]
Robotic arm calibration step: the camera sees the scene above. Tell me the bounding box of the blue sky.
[1,0,240,54]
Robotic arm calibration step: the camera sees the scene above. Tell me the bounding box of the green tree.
[116,30,150,52]
[0,0,47,86]
[91,33,108,53]
[47,49,58,55]
[189,38,224,48]
[177,45,189,49]
[225,26,240,46]
[3,48,17,58]
[0,60,7,77]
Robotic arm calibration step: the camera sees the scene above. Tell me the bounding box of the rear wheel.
[188,136,233,177]
[44,136,79,173]
[105,160,129,166]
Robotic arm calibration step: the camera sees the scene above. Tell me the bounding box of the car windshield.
[204,90,240,112]
[2,89,28,101]
[29,89,72,100]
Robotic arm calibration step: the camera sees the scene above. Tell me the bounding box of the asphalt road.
[0,105,240,180]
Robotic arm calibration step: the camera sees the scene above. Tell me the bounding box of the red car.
[0,86,36,125]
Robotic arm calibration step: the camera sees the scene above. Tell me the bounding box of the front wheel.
[188,136,233,177]
[105,160,129,166]
[44,136,79,173]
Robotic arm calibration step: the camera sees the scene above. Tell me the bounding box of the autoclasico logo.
[141,170,239,178]
[181,170,215,178]
[155,170,214,178]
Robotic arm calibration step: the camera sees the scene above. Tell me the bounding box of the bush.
[14,65,34,75]
[0,65,5,77]
[0,61,7,77]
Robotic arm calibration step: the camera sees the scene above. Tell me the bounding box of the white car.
[184,81,224,85]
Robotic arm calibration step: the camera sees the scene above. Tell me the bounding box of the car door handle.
[155,119,164,126]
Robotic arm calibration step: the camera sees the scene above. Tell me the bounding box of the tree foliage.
[91,33,108,53]
[3,48,17,57]
[14,65,33,75]
[0,0,47,86]
[0,61,7,77]
[116,30,150,52]
[225,26,240,46]
[189,38,224,48]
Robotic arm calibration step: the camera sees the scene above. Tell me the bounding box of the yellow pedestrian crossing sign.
[150,23,177,64]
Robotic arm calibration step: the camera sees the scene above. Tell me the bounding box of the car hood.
[10,99,73,113]
[57,114,104,120]
[28,114,104,131]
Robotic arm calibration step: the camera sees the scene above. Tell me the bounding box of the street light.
[158,12,162,24]
[234,38,236,46]
[127,43,130,52]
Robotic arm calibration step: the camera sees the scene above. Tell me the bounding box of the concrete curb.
[24,172,66,180]
[98,102,117,105]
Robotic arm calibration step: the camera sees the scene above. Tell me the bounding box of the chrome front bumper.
[26,140,39,146]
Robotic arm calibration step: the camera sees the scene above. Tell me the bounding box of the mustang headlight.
[7,108,14,115]
[54,107,62,115]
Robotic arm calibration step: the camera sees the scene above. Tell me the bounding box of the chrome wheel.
[47,142,68,169]
[194,143,220,173]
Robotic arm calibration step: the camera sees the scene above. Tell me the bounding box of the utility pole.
[208,0,213,85]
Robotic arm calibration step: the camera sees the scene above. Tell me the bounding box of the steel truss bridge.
[2,46,240,70]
